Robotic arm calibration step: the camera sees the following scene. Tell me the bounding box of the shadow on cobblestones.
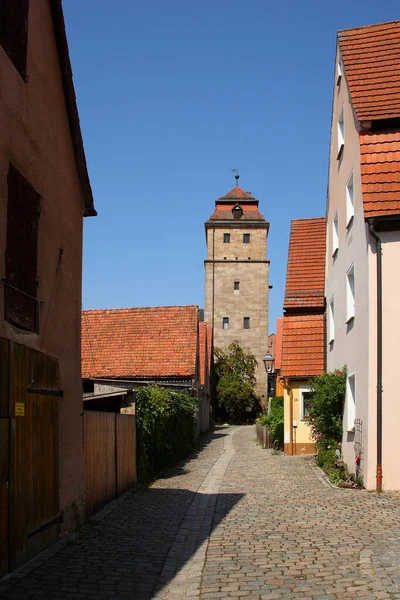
[0,428,241,600]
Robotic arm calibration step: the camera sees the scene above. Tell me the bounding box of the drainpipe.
[368,219,383,492]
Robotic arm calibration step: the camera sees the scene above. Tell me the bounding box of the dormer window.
[232,203,243,219]
[336,61,342,86]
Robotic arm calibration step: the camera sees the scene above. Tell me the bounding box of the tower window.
[244,317,250,329]
[222,317,229,329]
[234,281,239,290]
[243,233,250,244]
[223,233,230,243]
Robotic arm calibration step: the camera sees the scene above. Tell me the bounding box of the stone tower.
[204,180,270,404]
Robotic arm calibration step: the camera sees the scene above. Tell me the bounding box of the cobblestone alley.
[1,426,400,600]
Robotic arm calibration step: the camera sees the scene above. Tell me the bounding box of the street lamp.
[262,352,275,373]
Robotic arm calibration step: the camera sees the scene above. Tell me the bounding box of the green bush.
[257,397,284,448]
[135,385,197,481]
[308,368,346,450]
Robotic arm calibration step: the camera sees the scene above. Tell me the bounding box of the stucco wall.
[372,231,400,489]
[283,380,314,455]
[0,1,86,525]
[325,45,371,486]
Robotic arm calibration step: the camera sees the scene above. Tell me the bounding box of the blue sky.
[63,0,398,333]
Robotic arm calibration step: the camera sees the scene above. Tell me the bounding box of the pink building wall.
[0,0,89,524]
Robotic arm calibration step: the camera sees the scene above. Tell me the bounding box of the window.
[4,163,40,332]
[222,317,229,329]
[223,233,230,243]
[300,389,312,420]
[243,233,250,244]
[328,297,335,343]
[332,209,339,257]
[234,281,240,290]
[243,317,250,329]
[337,106,344,158]
[346,264,355,322]
[336,61,342,86]
[0,0,29,81]
[346,374,356,431]
[346,170,354,227]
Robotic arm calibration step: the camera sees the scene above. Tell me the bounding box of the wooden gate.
[0,339,60,576]
[84,411,136,517]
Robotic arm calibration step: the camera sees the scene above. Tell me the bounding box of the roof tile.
[283,218,326,309]
[280,315,324,378]
[338,21,400,121]
[82,305,198,379]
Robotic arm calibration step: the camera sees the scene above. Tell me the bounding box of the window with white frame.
[346,373,356,430]
[346,264,355,322]
[332,209,339,257]
[337,62,342,86]
[300,389,312,420]
[346,170,354,226]
[337,106,344,158]
[328,297,335,343]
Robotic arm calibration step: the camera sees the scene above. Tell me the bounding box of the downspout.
[368,219,383,492]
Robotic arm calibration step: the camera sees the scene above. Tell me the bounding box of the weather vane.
[231,168,240,186]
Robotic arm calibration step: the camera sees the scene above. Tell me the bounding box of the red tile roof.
[199,322,207,387]
[284,218,326,310]
[82,305,198,379]
[338,21,400,121]
[280,314,324,378]
[360,130,400,218]
[220,186,253,200]
[275,318,283,371]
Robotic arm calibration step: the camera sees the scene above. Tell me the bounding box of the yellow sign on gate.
[15,402,25,416]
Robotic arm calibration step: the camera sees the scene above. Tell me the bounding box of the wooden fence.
[255,423,273,449]
[84,411,136,517]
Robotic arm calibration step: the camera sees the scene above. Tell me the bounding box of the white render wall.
[325,45,372,487]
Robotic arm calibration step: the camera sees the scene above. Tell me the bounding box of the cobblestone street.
[1,426,400,600]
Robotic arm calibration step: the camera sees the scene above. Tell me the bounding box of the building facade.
[204,181,270,403]
[0,0,96,575]
[326,21,400,490]
[281,218,326,455]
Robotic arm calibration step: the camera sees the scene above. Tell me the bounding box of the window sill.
[345,315,354,325]
[332,247,338,259]
[346,215,354,229]
[337,144,344,160]
[328,337,335,344]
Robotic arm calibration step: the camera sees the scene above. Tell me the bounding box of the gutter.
[367,219,383,492]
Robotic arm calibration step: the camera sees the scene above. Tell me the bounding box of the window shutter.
[5,163,40,331]
[0,0,29,80]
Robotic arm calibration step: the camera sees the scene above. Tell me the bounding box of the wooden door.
[0,338,60,575]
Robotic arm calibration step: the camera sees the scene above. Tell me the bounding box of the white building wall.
[325,45,372,487]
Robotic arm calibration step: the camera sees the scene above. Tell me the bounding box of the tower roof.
[219,186,254,201]
[206,185,267,224]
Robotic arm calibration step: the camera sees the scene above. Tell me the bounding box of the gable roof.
[284,218,326,310]
[82,305,198,379]
[338,21,400,122]
[50,1,96,217]
[281,314,324,378]
[360,130,400,218]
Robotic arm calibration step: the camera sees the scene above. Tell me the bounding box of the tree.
[214,341,257,422]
